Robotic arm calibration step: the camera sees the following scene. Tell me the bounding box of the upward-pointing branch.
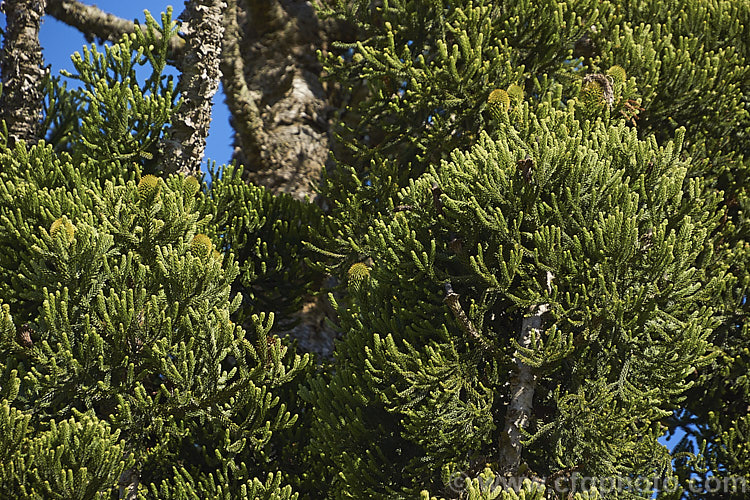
[0,0,47,145]
[220,0,265,164]
[160,0,227,175]
[498,270,554,477]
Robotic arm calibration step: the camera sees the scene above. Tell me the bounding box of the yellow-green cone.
[184,176,201,197]
[607,65,627,85]
[137,175,161,204]
[487,89,510,121]
[50,217,75,243]
[347,262,370,292]
[580,80,605,110]
[191,233,214,259]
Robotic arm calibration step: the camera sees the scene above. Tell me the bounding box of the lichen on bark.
[160,0,227,175]
[0,0,47,145]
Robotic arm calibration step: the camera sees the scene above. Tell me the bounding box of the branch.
[243,0,289,36]
[443,282,495,354]
[118,465,139,499]
[160,0,227,175]
[0,0,47,145]
[220,0,265,163]
[45,0,185,58]
[498,271,554,477]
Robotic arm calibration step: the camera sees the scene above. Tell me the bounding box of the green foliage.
[576,2,750,496]
[198,164,327,333]
[0,399,132,500]
[41,9,180,177]
[1,1,749,499]
[420,469,607,499]
[593,0,750,160]
[309,0,750,497]
[0,13,315,498]
[150,468,298,499]
[0,140,309,494]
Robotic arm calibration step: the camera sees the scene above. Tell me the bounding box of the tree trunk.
[497,303,546,476]
[227,1,347,356]
[498,271,553,477]
[227,0,333,201]
[0,0,47,145]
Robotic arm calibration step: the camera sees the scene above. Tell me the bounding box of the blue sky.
[1,1,234,171]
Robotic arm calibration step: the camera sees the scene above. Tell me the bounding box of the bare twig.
[45,0,185,59]
[0,0,47,145]
[517,157,534,183]
[443,282,495,354]
[546,464,582,495]
[16,323,34,348]
[394,204,415,212]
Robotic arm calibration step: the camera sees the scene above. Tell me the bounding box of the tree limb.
[242,0,289,36]
[220,0,265,163]
[0,0,47,145]
[160,0,227,175]
[45,0,185,58]
[498,271,554,477]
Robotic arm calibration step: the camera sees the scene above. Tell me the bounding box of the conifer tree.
[304,0,749,498]
[0,12,317,498]
[0,1,748,499]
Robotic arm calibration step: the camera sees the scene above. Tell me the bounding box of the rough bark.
[117,464,139,500]
[219,0,264,163]
[498,271,554,477]
[160,0,227,175]
[232,0,333,201]
[45,0,185,58]
[0,0,47,145]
